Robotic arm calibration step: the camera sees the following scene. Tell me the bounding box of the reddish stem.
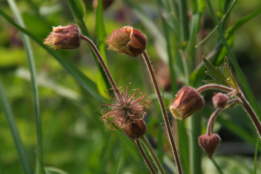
[196,84,233,93]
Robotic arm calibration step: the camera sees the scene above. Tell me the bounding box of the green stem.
[206,0,261,119]
[135,139,157,174]
[180,0,190,42]
[140,136,166,174]
[142,51,183,174]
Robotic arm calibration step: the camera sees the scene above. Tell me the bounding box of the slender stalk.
[135,139,157,174]
[237,92,261,139]
[142,51,183,174]
[207,99,241,136]
[196,84,233,93]
[80,35,123,102]
[140,136,166,174]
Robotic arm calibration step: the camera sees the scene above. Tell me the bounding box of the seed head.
[106,26,147,57]
[44,24,80,50]
[101,86,150,139]
[169,86,204,121]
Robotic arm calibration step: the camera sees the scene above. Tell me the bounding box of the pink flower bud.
[198,134,221,158]
[169,86,204,121]
[44,24,80,50]
[212,93,229,108]
[122,120,147,140]
[106,26,147,57]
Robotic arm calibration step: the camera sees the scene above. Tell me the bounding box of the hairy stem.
[142,51,183,174]
[237,92,261,139]
[196,84,233,93]
[80,35,123,102]
[207,99,241,136]
[135,139,157,174]
[140,136,166,174]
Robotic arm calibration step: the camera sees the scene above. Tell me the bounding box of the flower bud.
[198,134,221,158]
[169,86,204,121]
[93,0,114,10]
[106,26,147,57]
[122,120,146,140]
[212,93,229,108]
[44,24,80,50]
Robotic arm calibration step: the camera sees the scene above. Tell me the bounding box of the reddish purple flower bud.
[106,26,147,57]
[169,86,204,121]
[198,134,221,158]
[122,120,147,140]
[212,93,229,108]
[44,24,80,50]
[93,0,114,10]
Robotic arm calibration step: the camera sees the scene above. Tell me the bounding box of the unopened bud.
[106,26,147,57]
[93,0,114,10]
[44,24,80,50]
[122,120,146,140]
[169,86,204,121]
[212,93,229,108]
[198,134,221,158]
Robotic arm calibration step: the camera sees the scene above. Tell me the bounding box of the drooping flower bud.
[169,86,204,121]
[212,93,229,108]
[198,134,221,158]
[122,120,147,140]
[106,26,147,57]
[93,0,114,10]
[44,24,80,50]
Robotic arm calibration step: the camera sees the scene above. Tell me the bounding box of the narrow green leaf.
[0,9,105,102]
[253,137,259,174]
[207,0,261,119]
[113,146,123,174]
[0,78,34,174]
[44,167,69,174]
[95,0,109,98]
[211,158,224,174]
[223,57,238,90]
[7,1,44,173]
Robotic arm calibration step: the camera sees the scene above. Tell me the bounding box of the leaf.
[0,78,34,174]
[7,0,43,173]
[95,0,109,98]
[203,57,229,86]
[0,9,105,102]
[253,137,259,174]
[222,57,238,90]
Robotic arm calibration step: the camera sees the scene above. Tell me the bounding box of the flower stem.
[237,92,261,140]
[80,35,123,102]
[207,99,241,136]
[196,84,233,93]
[135,139,157,174]
[140,136,166,174]
[142,51,183,174]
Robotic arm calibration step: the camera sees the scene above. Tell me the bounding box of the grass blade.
[253,137,259,174]
[0,77,34,174]
[0,9,105,102]
[206,0,261,119]
[95,0,109,98]
[211,158,224,174]
[7,0,44,173]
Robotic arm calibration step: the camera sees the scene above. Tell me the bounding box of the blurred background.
[0,0,261,173]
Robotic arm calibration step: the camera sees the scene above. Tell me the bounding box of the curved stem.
[80,35,123,102]
[135,139,157,174]
[207,99,242,136]
[140,136,166,174]
[142,51,183,174]
[237,92,261,140]
[196,84,233,93]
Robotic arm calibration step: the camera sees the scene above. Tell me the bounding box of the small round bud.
[212,93,229,108]
[44,24,80,50]
[198,134,221,158]
[169,86,204,121]
[122,120,147,140]
[106,26,147,57]
[93,0,114,10]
